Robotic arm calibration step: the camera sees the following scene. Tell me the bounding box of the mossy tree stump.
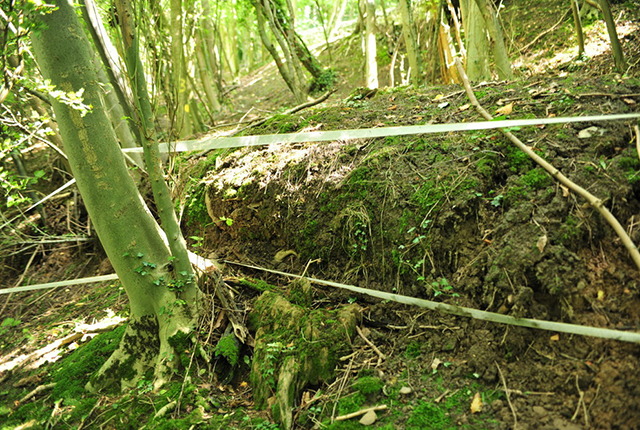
[248,281,360,430]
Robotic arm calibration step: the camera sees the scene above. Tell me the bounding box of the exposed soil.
[2,0,640,429]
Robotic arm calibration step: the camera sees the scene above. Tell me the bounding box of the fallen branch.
[454,59,640,272]
[496,362,518,429]
[519,9,572,53]
[335,404,388,421]
[20,382,55,403]
[235,88,336,135]
[356,325,386,364]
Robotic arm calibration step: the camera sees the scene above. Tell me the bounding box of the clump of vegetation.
[309,68,336,94]
[353,376,384,395]
[215,332,241,366]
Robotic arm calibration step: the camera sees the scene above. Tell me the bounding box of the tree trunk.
[460,0,490,81]
[31,0,201,392]
[81,0,140,147]
[597,0,626,72]
[363,0,378,89]
[473,0,513,80]
[398,0,422,85]
[201,0,224,96]
[195,32,222,113]
[328,0,348,39]
[571,0,585,56]
[252,0,307,102]
[171,0,192,137]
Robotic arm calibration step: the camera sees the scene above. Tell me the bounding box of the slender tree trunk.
[597,0,626,72]
[398,0,422,85]
[328,0,348,39]
[363,0,378,89]
[313,0,333,62]
[31,0,201,392]
[460,0,490,81]
[195,32,222,112]
[81,0,139,146]
[252,0,306,103]
[571,0,585,56]
[171,0,192,137]
[473,0,513,80]
[201,0,224,94]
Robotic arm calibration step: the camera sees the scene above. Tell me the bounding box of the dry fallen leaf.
[470,392,483,413]
[431,357,443,370]
[550,334,560,342]
[433,94,445,101]
[622,98,636,106]
[536,235,548,253]
[597,290,605,301]
[495,102,513,116]
[387,105,398,111]
[560,185,570,197]
[459,103,470,111]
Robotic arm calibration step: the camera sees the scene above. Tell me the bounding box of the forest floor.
[2,0,640,429]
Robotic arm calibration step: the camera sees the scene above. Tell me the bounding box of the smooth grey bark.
[473,0,513,80]
[363,0,378,89]
[460,0,490,81]
[398,0,422,85]
[32,0,200,392]
[81,0,137,141]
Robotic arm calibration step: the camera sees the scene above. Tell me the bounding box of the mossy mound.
[248,285,361,429]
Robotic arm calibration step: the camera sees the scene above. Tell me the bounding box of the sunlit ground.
[514,17,639,76]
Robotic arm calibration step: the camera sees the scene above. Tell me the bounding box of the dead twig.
[331,354,354,423]
[571,375,590,427]
[20,382,55,403]
[519,9,572,53]
[335,404,388,421]
[356,325,386,364]
[455,58,640,273]
[495,362,518,429]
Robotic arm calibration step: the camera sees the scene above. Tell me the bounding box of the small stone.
[533,406,548,417]
[399,386,413,395]
[359,410,377,425]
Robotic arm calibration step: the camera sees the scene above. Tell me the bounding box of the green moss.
[214,333,240,366]
[406,401,453,430]
[336,392,367,416]
[556,215,581,245]
[521,167,552,190]
[353,376,384,395]
[288,279,312,308]
[501,144,532,172]
[476,157,496,177]
[239,277,277,293]
[262,114,310,133]
[405,341,422,358]
[52,325,125,399]
[505,184,528,205]
[309,68,336,94]
[168,330,192,369]
[185,181,209,226]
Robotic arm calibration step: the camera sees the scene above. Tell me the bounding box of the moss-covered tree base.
[248,284,360,429]
[86,312,197,393]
